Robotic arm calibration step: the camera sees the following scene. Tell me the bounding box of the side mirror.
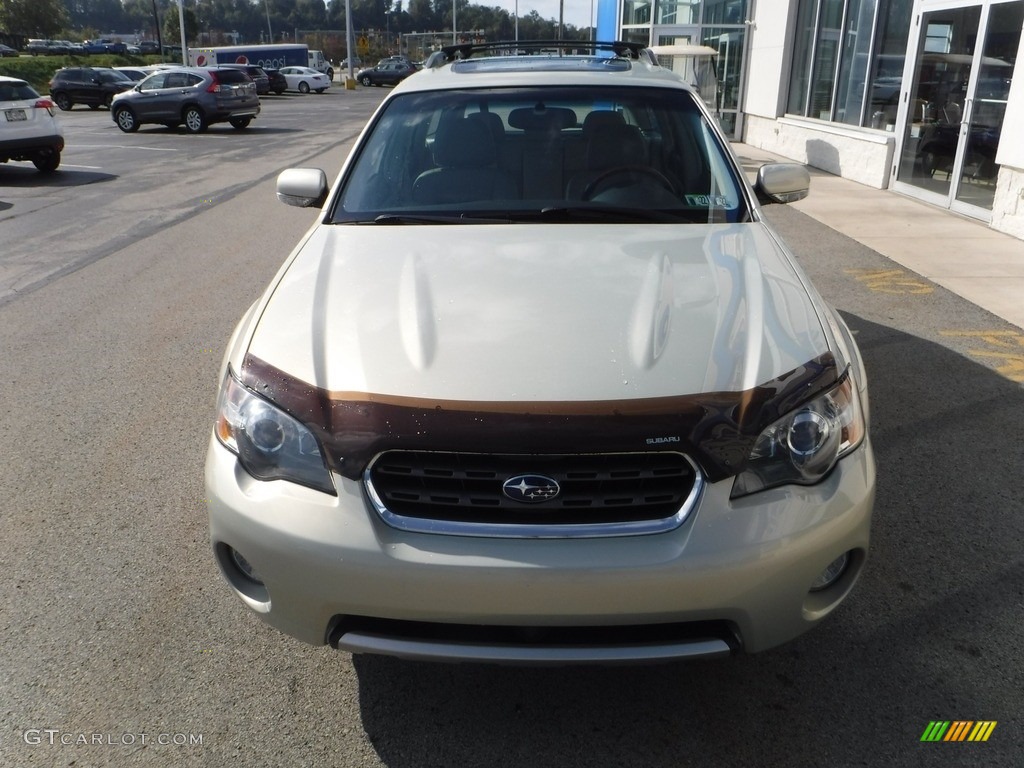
[276,168,329,209]
[755,162,810,205]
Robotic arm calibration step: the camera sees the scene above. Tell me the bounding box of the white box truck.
[188,44,334,81]
[307,50,334,81]
[188,44,308,71]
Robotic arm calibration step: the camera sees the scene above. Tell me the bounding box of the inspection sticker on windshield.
[685,194,730,207]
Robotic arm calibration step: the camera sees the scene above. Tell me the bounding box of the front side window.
[331,85,747,225]
[139,72,168,90]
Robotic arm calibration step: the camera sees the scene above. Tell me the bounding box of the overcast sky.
[486,0,597,29]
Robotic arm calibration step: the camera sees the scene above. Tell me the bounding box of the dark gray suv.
[110,67,260,134]
[48,67,135,111]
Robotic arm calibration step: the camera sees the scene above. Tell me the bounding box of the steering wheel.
[582,165,677,201]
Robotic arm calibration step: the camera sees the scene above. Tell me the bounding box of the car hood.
[246,222,830,403]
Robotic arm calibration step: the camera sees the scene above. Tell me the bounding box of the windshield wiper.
[365,213,513,225]
[534,206,689,223]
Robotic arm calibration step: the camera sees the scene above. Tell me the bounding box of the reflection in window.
[787,0,912,128]
[622,0,653,25]
[703,0,746,24]
[657,0,701,25]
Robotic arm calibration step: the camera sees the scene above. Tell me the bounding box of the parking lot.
[1,88,1023,767]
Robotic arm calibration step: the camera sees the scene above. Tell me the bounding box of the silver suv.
[0,76,64,172]
[206,40,875,665]
[110,67,260,134]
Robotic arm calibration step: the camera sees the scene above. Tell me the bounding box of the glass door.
[893,0,1022,219]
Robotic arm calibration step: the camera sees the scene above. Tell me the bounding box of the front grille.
[364,450,702,537]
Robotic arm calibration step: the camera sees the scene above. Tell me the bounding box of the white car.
[206,41,875,664]
[0,76,63,172]
[277,66,331,94]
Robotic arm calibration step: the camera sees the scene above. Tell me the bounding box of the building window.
[623,0,654,25]
[657,0,702,25]
[702,0,747,25]
[787,0,911,128]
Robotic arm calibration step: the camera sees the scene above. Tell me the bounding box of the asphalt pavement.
[733,142,1024,332]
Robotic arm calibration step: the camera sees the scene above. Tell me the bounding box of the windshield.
[331,85,748,225]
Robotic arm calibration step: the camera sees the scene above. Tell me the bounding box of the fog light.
[229,546,264,585]
[810,552,849,592]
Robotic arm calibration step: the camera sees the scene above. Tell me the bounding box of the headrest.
[508,105,577,132]
[433,118,496,167]
[465,111,505,144]
[587,123,647,169]
[582,110,626,136]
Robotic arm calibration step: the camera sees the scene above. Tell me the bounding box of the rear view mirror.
[755,163,811,205]
[276,168,329,209]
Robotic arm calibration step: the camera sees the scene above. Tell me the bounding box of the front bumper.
[206,436,875,662]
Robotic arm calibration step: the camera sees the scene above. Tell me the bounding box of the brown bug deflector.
[238,352,839,482]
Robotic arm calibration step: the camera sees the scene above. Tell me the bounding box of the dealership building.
[595,0,1024,241]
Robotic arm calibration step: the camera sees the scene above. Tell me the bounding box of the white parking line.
[68,145,181,152]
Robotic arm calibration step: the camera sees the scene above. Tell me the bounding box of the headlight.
[214,369,336,495]
[731,370,865,498]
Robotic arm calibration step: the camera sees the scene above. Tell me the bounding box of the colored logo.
[502,475,560,503]
[921,721,997,742]
[196,55,206,66]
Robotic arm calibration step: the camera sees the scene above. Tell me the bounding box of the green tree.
[0,0,69,37]
[163,3,199,47]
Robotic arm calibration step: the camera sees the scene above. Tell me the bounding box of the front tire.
[114,107,139,133]
[53,92,72,111]
[229,117,252,130]
[298,81,310,94]
[183,106,207,134]
[32,150,60,173]
[360,76,371,87]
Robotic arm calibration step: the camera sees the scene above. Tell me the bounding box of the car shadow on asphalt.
[349,313,1024,767]
[0,167,116,187]
[133,125,305,136]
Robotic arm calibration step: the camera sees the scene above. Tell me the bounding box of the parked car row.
[25,38,134,56]
[3,60,335,173]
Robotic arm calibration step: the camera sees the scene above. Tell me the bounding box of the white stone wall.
[991,167,1024,240]
[744,115,896,189]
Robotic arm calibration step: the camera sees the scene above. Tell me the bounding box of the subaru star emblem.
[502,474,560,503]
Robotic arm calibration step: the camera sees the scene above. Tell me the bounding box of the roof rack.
[424,40,649,69]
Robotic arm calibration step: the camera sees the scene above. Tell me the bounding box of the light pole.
[452,0,457,44]
[264,0,273,43]
[176,0,187,64]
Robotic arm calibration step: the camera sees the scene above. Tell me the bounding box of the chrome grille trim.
[363,450,703,538]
